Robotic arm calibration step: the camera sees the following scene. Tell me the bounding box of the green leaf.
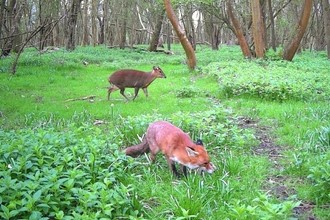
[25,161,33,170]
[29,211,42,220]
[0,205,10,218]
[37,204,51,208]
[33,189,42,201]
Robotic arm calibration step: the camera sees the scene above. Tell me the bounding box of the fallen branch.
[65,95,96,102]
[93,119,109,125]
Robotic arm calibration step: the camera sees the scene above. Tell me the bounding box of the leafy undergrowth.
[0,123,139,219]
[1,105,302,219]
[202,50,330,102]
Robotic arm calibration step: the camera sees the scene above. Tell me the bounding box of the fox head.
[185,145,215,174]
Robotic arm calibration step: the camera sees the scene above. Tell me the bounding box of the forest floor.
[239,118,318,220]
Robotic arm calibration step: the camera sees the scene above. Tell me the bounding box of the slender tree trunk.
[226,0,252,58]
[251,0,266,58]
[163,0,196,70]
[0,0,5,41]
[323,0,330,59]
[82,0,89,46]
[3,0,24,55]
[167,21,171,51]
[283,0,312,61]
[204,11,220,50]
[187,4,196,50]
[149,9,165,51]
[119,0,128,49]
[99,1,107,45]
[268,0,276,51]
[65,0,82,51]
[98,16,104,45]
[91,0,97,46]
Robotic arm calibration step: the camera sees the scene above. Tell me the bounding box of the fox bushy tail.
[125,136,150,157]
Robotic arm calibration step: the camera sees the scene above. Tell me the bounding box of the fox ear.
[195,139,203,146]
[186,146,199,157]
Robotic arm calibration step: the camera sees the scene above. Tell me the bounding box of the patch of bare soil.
[237,117,318,220]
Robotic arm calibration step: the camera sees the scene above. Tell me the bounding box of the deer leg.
[142,88,149,99]
[108,86,119,100]
[133,87,140,101]
[119,88,130,101]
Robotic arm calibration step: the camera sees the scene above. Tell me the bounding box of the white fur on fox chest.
[170,156,199,169]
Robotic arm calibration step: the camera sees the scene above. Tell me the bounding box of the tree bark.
[149,9,165,51]
[119,0,128,49]
[163,0,196,70]
[187,4,196,51]
[323,0,330,59]
[0,0,6,42]
[251,0,266,58]
[65,0,82,51]
[91,0,97,46]
[283,0,312,61]
[226,0,252,58]
[167,20,171,51]
[268,0,276,51]
[82,0,89,46]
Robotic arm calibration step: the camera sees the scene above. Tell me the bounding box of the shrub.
[0,125,142,219]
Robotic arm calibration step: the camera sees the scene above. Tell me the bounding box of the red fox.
[125,121,215,177]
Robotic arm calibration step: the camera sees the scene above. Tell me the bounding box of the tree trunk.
[268,0,276,51]
[119,0,128,49]
[226,0,252,58]
[204,12,221,50]
[283,0,312,61]
[187,4,196,51]
[98,16,104,45]
[149,9,165,51]
[251,0,266,58]
[323,0,330,59]
[82,0,89,46]
[167,20,171,51]
[1,0,23,56]
[91,0,97,46]
[163,0,196,70]
[0,0,5,41]
[65,0,82,51]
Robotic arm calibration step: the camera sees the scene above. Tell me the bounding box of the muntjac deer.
[107,66,166,101]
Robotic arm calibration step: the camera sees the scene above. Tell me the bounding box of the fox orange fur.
[125,121,215,177]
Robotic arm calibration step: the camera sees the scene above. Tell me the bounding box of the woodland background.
[1,0,330,72]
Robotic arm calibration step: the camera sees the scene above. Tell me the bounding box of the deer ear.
[153,66,157,70]
[186,146,199,157]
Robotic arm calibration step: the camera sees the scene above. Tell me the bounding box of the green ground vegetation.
[0,45,329,219]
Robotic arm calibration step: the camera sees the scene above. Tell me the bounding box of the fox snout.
[201,162,216,174]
